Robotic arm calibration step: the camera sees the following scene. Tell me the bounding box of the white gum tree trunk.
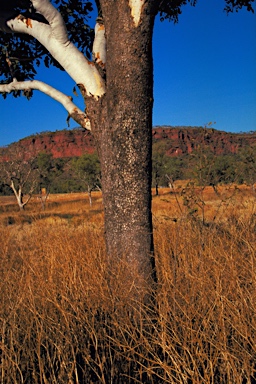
[10,180,32,210]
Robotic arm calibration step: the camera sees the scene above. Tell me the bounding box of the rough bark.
[86,1,156,297]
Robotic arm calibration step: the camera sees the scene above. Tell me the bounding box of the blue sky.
[0,0,255,146]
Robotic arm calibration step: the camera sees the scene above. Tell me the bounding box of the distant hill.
[1,126,256,159]
[152,126,256,156]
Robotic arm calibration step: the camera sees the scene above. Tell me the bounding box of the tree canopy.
[0,0,254,103]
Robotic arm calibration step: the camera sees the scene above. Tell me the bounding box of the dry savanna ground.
[0,184,255,383]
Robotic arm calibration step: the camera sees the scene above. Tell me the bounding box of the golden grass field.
[0,184,255,383]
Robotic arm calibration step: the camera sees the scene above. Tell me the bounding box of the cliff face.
[152,126,256,157]
[12,129,95,159]
[2,126,256,159]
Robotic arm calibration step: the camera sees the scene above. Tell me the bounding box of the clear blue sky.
[0,0,255,146]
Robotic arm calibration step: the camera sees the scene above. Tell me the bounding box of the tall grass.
[0,188,255,383]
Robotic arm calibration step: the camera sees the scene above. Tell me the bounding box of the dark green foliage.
[36,152,54,191]
[152,141,170,193]
[158,0,254,22]
[71,152,101,192]
[211,155,238,185]
[188,149,255,188]
[2,145,254,197]
[224,0,255,13]
[158,0,197,22]
[40,156,74,193]
[34,153,101,194]
[236,146,256,186]
[0,183,12,196]
[152,141,256,189]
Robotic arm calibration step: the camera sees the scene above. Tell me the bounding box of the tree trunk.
[86,1,156,297]
[11,183,25,210]
[88,186,92,207]
[19,203,25,211]
[155,182,159,196]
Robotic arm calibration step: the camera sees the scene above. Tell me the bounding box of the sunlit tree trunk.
[86,1,157,296]
[10,181,30,210]
[88,186,93,207]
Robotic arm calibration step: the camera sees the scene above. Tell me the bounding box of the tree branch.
[92,21,106,68]
[30,0,69,44]
[5,1,106,98]
[6,15,52,44]
[0,79,91,130]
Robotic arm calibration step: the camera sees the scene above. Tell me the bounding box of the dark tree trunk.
[86,1,156,296]
[155,183,159,196]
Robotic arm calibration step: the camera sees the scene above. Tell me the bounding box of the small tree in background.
[164,156,187,188]
[72,152,101,206]
[36,152,55,209]
[190,147,217,187]
[0,145,38,210]
[36,155,80,195]
[152,142,169,195]
[211,155,237,185]
[237,147,256,190]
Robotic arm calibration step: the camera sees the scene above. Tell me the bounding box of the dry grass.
[0,186,255,383]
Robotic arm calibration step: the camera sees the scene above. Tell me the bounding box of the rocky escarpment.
[1,126,256,159]
[152,126,256,157]
[11,129,95,159]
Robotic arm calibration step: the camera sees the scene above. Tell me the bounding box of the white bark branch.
[6,1,106,98]
[0,79,91,130]
[31,0,69,44]
[93,22,106,68]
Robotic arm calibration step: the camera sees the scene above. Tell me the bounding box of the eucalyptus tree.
[0,145,38,210]
[0,0,254,295]
[237,147,256,189]
[152,141,170,195]
[72,152,101,206]
[36,152,55,208]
